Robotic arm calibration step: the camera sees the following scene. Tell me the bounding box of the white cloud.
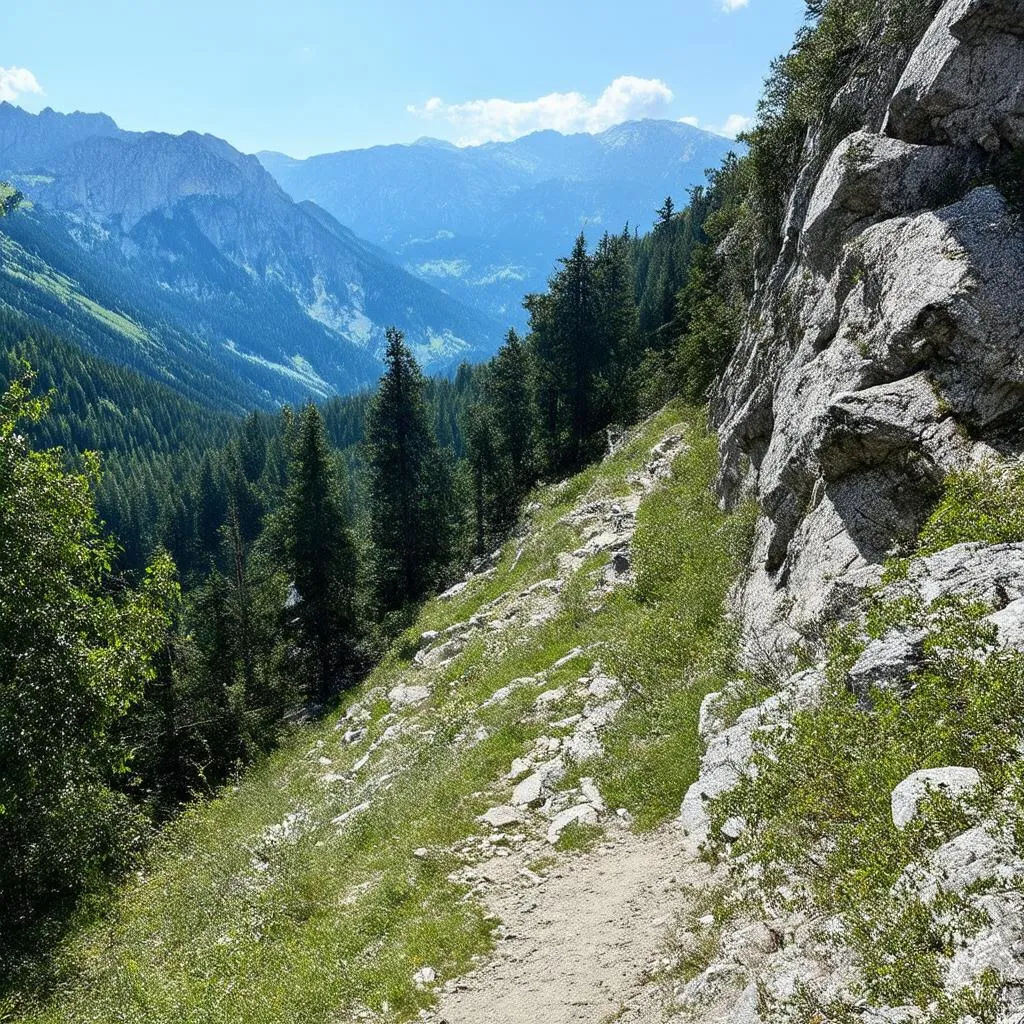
[679,115,700,127]
[407,75,674,146]
[722,0,750,10]
[717,113,753,138]
[0,66,44,105]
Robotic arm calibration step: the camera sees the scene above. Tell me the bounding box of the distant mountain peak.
[412,136,459,150]
[259,119,740,332]
[0,104,504,407]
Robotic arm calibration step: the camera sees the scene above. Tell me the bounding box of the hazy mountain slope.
[0,199,341,411]
[0,105,504,407]
[259,119,740,322]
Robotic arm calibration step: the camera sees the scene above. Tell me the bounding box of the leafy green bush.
[917,464,1024,554]
[0,372,175,972]
[712,595,1024,1007]
[594,419,756,828]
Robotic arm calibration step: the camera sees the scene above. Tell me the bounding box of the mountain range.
[0,106,735,410]
[259,120,740,325]
[0,103,502,409]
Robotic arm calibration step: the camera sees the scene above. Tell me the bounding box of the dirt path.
[429,821,706,1024]
[405,425,707,1023]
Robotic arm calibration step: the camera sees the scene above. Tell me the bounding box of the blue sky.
[4,0,806,157]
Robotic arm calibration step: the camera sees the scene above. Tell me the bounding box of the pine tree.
[488,328,537,504]
[237,412,267,484]
[195,453,228,564]
[552,232,598,470]
[593,231,638,420]
[281,404,358,701]
[523,289,562,472]
[669,245,741,402]
[364,328,453,612]
[464,402,500,552]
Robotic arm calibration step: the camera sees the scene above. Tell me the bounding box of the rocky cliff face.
[677,3,1024,1021]
[712,0,1024,655]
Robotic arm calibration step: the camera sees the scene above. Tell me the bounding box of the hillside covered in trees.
[0,126,741,981]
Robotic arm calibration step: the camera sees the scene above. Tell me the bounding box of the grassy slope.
[10,404,754,1024]
[0,232,153,348]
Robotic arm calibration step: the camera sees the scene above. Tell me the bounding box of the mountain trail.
[428,821,707,1024]
[395,425,708,1023]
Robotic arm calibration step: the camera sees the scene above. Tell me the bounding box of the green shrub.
[594,421,756,829]
[712,596,1024,1007]
[917,464,1024,554]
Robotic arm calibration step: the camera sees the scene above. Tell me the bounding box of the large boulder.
[885,542,1024,608]
[800,131,962,271]
[846,629,926,698]
[890,767,981,829]
[885,0,1024,151]
[680,671,823,843]
[718,185,1024,649]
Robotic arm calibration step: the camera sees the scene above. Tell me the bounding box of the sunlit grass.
[13,404,752,1023]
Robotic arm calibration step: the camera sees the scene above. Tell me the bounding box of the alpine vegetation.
[2,0,1024,1021]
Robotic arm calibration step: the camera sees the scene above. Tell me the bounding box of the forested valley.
[0,146,749,978]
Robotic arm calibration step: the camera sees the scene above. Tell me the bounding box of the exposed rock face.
[890,767,982,828]
[712,0,1024,655]
[885,0,1024,151]
[680,670,823,844]
[682,5,1024,1022]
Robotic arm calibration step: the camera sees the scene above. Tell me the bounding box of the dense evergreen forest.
[0,123,750,974]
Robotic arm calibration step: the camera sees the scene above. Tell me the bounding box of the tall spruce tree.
[561,233,596,466]
[365,328,452,612]
[489,328,537,504]
[281,404,358,701]
[593,230,638,421]
[464,402,500,553]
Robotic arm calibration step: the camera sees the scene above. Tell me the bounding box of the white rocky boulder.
[510,757,564,807]
[479,805,524,829]
[900,823,1022,902]
[413,966,436,988]
[986,596,1024,650]
[885,0,1024,151]
[890,767,981,829]
[546,803,599,844]
[387,684,430,709]
[801,131,961,269]
[846,630,926,698]
[681,671,823,842]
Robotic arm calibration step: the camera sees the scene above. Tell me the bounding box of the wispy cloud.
[722,0,750,10]
[717,113,753,137]
[0,66,44,105]
[407,76,674,146]
[680,113,752,139]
